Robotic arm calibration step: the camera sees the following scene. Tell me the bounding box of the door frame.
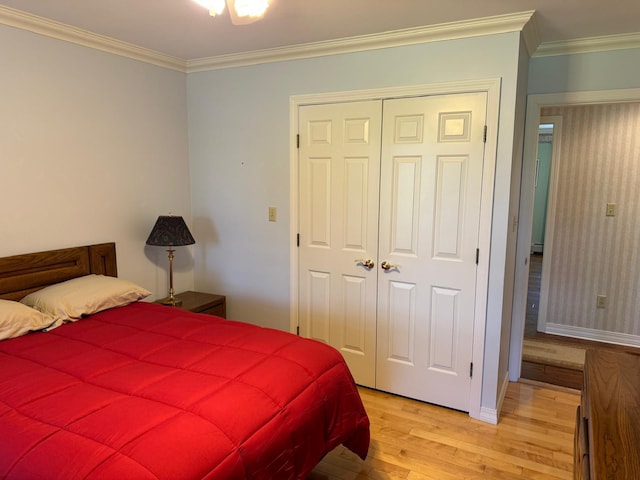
[535,115,563,333]
[510,87,640,382]
[290,78,501,421]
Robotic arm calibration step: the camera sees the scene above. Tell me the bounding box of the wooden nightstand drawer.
[157,291,226,318]
[198,303,226,318]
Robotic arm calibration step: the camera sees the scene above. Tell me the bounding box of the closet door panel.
[376,92,487,412]
[299,101,382,388]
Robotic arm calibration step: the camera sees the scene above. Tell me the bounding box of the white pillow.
[0,299,56,340]
[21,274,151,324]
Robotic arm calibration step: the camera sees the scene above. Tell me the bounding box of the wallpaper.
[542,102,640,337]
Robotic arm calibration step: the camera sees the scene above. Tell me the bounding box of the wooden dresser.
[575,349,640,479]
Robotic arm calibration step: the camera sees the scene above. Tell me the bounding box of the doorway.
[526,116,560,336]
[521,122,555,369]
[531,123,553,255]
[511,89,640,388]
[519,117,588,389]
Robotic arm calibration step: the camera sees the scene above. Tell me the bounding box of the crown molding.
[187,11,536,72]
[0,6,536,73]
[12,4,634,73]
[520,11,541,57]
[0,4,186,72]
[533,31,640,57]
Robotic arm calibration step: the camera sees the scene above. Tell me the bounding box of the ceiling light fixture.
[193,0,269,25]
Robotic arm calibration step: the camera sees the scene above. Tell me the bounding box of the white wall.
[0,25,193,299]
[497,37,530,402]
[529,48,640,94]
[476,36,530,413]
[187,32,524,412]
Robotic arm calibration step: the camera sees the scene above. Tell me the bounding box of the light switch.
[606,203,616,216]
[596,295,607,309]
[268,206,277,222]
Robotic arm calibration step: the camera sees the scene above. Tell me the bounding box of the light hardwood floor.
[310,381,579,479]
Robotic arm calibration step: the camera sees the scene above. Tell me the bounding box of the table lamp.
[146,215,195,306]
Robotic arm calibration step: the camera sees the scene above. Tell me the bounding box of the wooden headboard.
[0,243,117,301]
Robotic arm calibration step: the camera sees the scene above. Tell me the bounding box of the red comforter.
[0,302,369,479]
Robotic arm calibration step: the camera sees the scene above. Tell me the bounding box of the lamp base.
[157,296,182,307]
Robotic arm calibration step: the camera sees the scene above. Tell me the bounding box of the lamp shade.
[146,216,195,247]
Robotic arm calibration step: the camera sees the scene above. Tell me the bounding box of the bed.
[0,243,369,479]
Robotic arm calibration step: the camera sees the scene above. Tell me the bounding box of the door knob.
[355,259,375,269]
[381,261,399,271]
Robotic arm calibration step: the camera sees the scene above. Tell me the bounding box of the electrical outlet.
[606,203,616,216]
[596,295,607,309]
[268,206,277,222]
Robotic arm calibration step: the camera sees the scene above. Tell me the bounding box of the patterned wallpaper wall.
[542,102,640,338]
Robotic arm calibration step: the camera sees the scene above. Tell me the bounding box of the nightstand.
[158,291,226,318]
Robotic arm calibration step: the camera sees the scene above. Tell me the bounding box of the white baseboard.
[544,323,640,348]
[475,372,510,425]
[477,406,498,425]
[496,373,510,422]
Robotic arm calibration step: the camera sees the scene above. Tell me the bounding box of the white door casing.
[536,115,563,334]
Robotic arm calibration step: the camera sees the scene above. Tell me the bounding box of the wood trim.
[89,242,118,277]
[0,5,536,73]
[0,5,185,72]
[536,115,563,334]
[0,243,117,301]
[188,11,537,72]
[533,31,640,58]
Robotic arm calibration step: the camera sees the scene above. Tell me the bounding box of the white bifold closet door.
[298,92,486,412]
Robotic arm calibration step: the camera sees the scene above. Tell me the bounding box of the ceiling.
[1,0,639,61]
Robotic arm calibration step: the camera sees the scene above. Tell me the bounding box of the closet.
[297,92,487,412]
